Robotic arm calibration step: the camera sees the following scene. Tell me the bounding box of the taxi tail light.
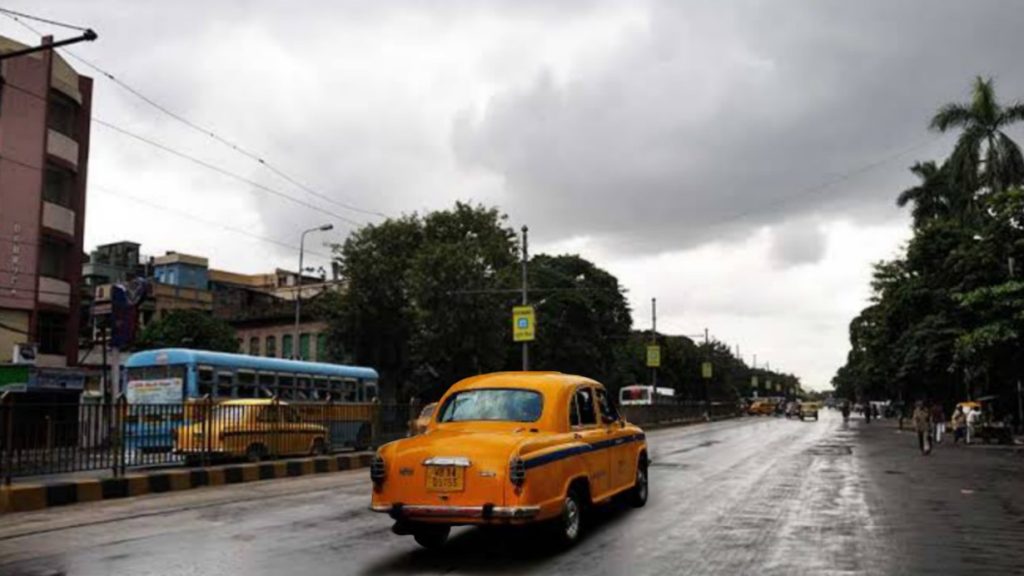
[371,453,387,484]
[509,457,526,487]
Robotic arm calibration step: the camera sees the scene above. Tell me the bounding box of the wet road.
[1,412,1021,576]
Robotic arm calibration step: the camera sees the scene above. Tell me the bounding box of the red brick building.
[0,34,93,367]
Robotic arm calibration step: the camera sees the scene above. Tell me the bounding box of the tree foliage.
[135,309,239,353]
[835,77,1024,417]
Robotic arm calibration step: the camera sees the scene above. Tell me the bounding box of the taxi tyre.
[245,443,267,462]
[553,485,587,546]
[628,456,649,508]
[310,437,328,456]
[412,525,450,550]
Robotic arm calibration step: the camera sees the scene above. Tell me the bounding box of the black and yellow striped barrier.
[0,452,373,513]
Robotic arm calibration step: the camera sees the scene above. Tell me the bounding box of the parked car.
[799,402,820,421]
[408,402,438,437]
[370,372,648,549]
[173,399,328,463]
[748,400,774,416]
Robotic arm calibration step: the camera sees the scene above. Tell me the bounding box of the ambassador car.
[370,372,648,548]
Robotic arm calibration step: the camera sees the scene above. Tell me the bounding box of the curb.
[0,452,373,514]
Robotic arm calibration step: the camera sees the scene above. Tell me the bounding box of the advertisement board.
[126,378,183,404]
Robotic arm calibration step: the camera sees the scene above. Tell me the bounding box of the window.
[438,389,543,423]
[258,372,276,397]
[47,91,79,139]
[217,372,235,398]
[37,312,68,355]
[197,366,215,397]
[316,334,327,361]
[278,375,295,399]
[249,337,260,356]
[572,387,597,427]
[236,371,256,398]
[282,334,294,359]
[43,164,75,208]
[39,238,68,279]
[265,335,277,357]
[596,388,619,423]
[299,333,311,360]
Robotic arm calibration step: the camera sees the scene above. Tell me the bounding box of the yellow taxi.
[370,372,648,548]
[173,399,328,462]
[748,400,774,416]
[799,402,820,421]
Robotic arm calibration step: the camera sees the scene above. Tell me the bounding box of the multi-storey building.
[0,34,93,367]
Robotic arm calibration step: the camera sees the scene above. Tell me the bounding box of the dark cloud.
[452,0,1024,251]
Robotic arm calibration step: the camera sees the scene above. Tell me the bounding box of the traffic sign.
[646,345,661,368]
[702,361,713,379]
[512,306,535,342]
[751,375,759,388]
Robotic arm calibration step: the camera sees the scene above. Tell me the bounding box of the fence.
[620,401,739,427]
[0,398,415,483]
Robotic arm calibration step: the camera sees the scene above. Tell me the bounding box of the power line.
[0,6,90,32]
[91,118,365,228]
[1,10,386,220]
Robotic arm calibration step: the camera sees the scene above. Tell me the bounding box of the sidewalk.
[853,416,1024,575]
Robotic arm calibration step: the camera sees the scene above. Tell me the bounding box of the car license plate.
[426,466,464,492]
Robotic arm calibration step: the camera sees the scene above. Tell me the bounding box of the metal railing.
[0,397,416,484]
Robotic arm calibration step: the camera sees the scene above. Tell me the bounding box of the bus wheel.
[245,444,267,462]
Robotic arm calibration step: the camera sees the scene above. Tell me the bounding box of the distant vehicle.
[124,348,380,453]
[619,385,676,406]
[173,399,328,463]
[799,402,820,421]
[408,402,437,437]
[748,400,775,416]
[372,372,648,549]
[785,402,800,418]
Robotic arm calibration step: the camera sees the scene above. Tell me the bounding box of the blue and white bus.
[123,348,380,454]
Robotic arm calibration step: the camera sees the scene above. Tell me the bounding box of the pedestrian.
[930,403,946,444]
[872,403,880,420]
[952,406,967,444]
[912,401,932,455]
[865,402,872,424]
[841,401,851,423]
[966,405,980,444]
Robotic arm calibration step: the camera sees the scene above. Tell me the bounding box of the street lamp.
[293,224,333,360]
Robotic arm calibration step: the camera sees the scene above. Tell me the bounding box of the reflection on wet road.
[1,412,1020,575]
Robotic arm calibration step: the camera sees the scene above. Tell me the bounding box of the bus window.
[237,371,256,399]
[258,372,277,398]
[343,379,357,402]
[312,377,329,401]
[328,379,343,399]
[217,371,236,398]
[364,380,379,402]
[278,375,295,400]
[296,376,311,401]
[197,366,215,398]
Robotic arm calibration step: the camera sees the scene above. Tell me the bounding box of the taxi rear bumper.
[372,503,541,520]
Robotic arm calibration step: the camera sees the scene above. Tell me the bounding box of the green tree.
[135,309,238,353]
[930,76,1024,193]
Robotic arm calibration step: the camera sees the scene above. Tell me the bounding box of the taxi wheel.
[629,461,649,507]
[245,444,267,463]
[311,438,327,456]
[557,489,584,545]
[413,526,450,550]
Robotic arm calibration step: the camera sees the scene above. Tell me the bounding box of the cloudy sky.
[6,1,1024,389]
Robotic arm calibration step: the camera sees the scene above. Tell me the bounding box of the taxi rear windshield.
[438,389,543,423]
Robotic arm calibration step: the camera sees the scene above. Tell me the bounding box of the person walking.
[912,401,932,455]
[865,401,872,424]
[841,401,851,423]
[952,406,967,444]
[966,405,980,444]
[930,403,946,444]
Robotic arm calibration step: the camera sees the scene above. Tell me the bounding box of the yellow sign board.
[702,361,713,379]
[512,306,535,342]
[646,345,661,368]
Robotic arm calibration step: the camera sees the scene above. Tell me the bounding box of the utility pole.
[294,224,333,360]
[521,225,529,371]
[650,298,657,388]
[703,328,710,407]
[0,29,97,63]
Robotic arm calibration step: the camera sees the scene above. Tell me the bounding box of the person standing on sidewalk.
[930,402,946,444]
[912,401,932,455]
[952,406,967,444]
[966,405,980,444]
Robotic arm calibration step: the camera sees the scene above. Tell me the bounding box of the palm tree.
[896,161,952,225]
[930,76,1024,193]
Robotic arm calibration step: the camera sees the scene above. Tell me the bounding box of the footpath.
[853,416,1024,575]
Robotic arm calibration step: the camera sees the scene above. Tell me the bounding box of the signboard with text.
[512,306,536,342]
[126,378,183,404]
[702,362,713,379]
[646,345,661,368]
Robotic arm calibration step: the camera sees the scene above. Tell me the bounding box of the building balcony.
[38,276,71,309]
[46,128,79,168]
[42,201,76,237]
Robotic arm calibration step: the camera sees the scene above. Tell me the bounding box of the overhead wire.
[0,6,90,32]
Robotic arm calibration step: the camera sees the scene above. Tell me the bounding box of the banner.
[126,378,183,404]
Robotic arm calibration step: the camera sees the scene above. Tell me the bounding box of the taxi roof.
[445,372,600,395]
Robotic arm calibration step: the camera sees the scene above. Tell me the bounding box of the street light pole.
[521,225,529,371]
[294,224,333,360]
[650,298,657,388]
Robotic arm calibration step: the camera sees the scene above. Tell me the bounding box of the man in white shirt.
[966,407,980,444]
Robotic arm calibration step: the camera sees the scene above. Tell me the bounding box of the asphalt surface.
[1,411,1022,576]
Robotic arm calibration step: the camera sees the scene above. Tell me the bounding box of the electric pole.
[650,298,657,388]
[521,225,529,371]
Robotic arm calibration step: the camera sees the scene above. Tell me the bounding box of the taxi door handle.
[573,433,583,440]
